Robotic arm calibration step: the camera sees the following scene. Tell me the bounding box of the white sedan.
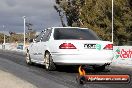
[26,27,114,71]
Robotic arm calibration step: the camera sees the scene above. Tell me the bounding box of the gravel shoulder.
[0,69,37,88]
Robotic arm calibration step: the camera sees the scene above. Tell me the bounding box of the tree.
[25,22,36,41]
[0,33,9,43]
[54,0,132,45]
[55,0,112,41]
[54,0,85,27]
[9,31,16,35]
[114,0,132,45]
[54,5,66,27]
[9,34,24,43]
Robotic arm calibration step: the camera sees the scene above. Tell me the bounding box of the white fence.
[0,43,17,50]
[0,43,26,52]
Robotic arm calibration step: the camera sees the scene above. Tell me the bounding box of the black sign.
[84,44,96,49]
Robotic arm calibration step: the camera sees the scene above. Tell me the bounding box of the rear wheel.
[45,52,56,71]
[26,51,32,65]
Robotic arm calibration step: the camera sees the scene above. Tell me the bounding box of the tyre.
[26,51,32,65]
[45,52,56,71]
[93,65,105,71]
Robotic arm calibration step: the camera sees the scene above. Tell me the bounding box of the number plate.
[84,44,96,49]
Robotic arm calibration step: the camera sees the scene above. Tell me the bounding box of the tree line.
[54,0,132,45]
[0,23,36,44]
[0,0,131,45]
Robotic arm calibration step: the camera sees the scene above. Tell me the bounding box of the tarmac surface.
[0,50,132,88]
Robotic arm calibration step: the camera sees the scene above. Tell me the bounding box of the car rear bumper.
[51,52,114,65]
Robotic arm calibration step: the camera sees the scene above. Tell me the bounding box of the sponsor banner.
[113,46,132,66]
[114,46,132,59]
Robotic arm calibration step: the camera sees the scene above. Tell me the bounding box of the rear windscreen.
[54,28,100,40]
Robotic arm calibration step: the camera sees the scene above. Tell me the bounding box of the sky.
[0,0,62,34]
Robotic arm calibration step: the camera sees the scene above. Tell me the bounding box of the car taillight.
[104,44,113,50]
[59,43,76,49]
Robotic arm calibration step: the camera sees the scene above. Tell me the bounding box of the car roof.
[41,27,89,32]
[50,27,88,29]
[52,26,78,28]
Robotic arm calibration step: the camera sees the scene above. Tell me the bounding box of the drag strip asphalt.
[0,50,131,88]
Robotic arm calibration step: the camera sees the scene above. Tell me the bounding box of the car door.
[29,41,37,60]
[30,31,44,62]
[36,28,52,63]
